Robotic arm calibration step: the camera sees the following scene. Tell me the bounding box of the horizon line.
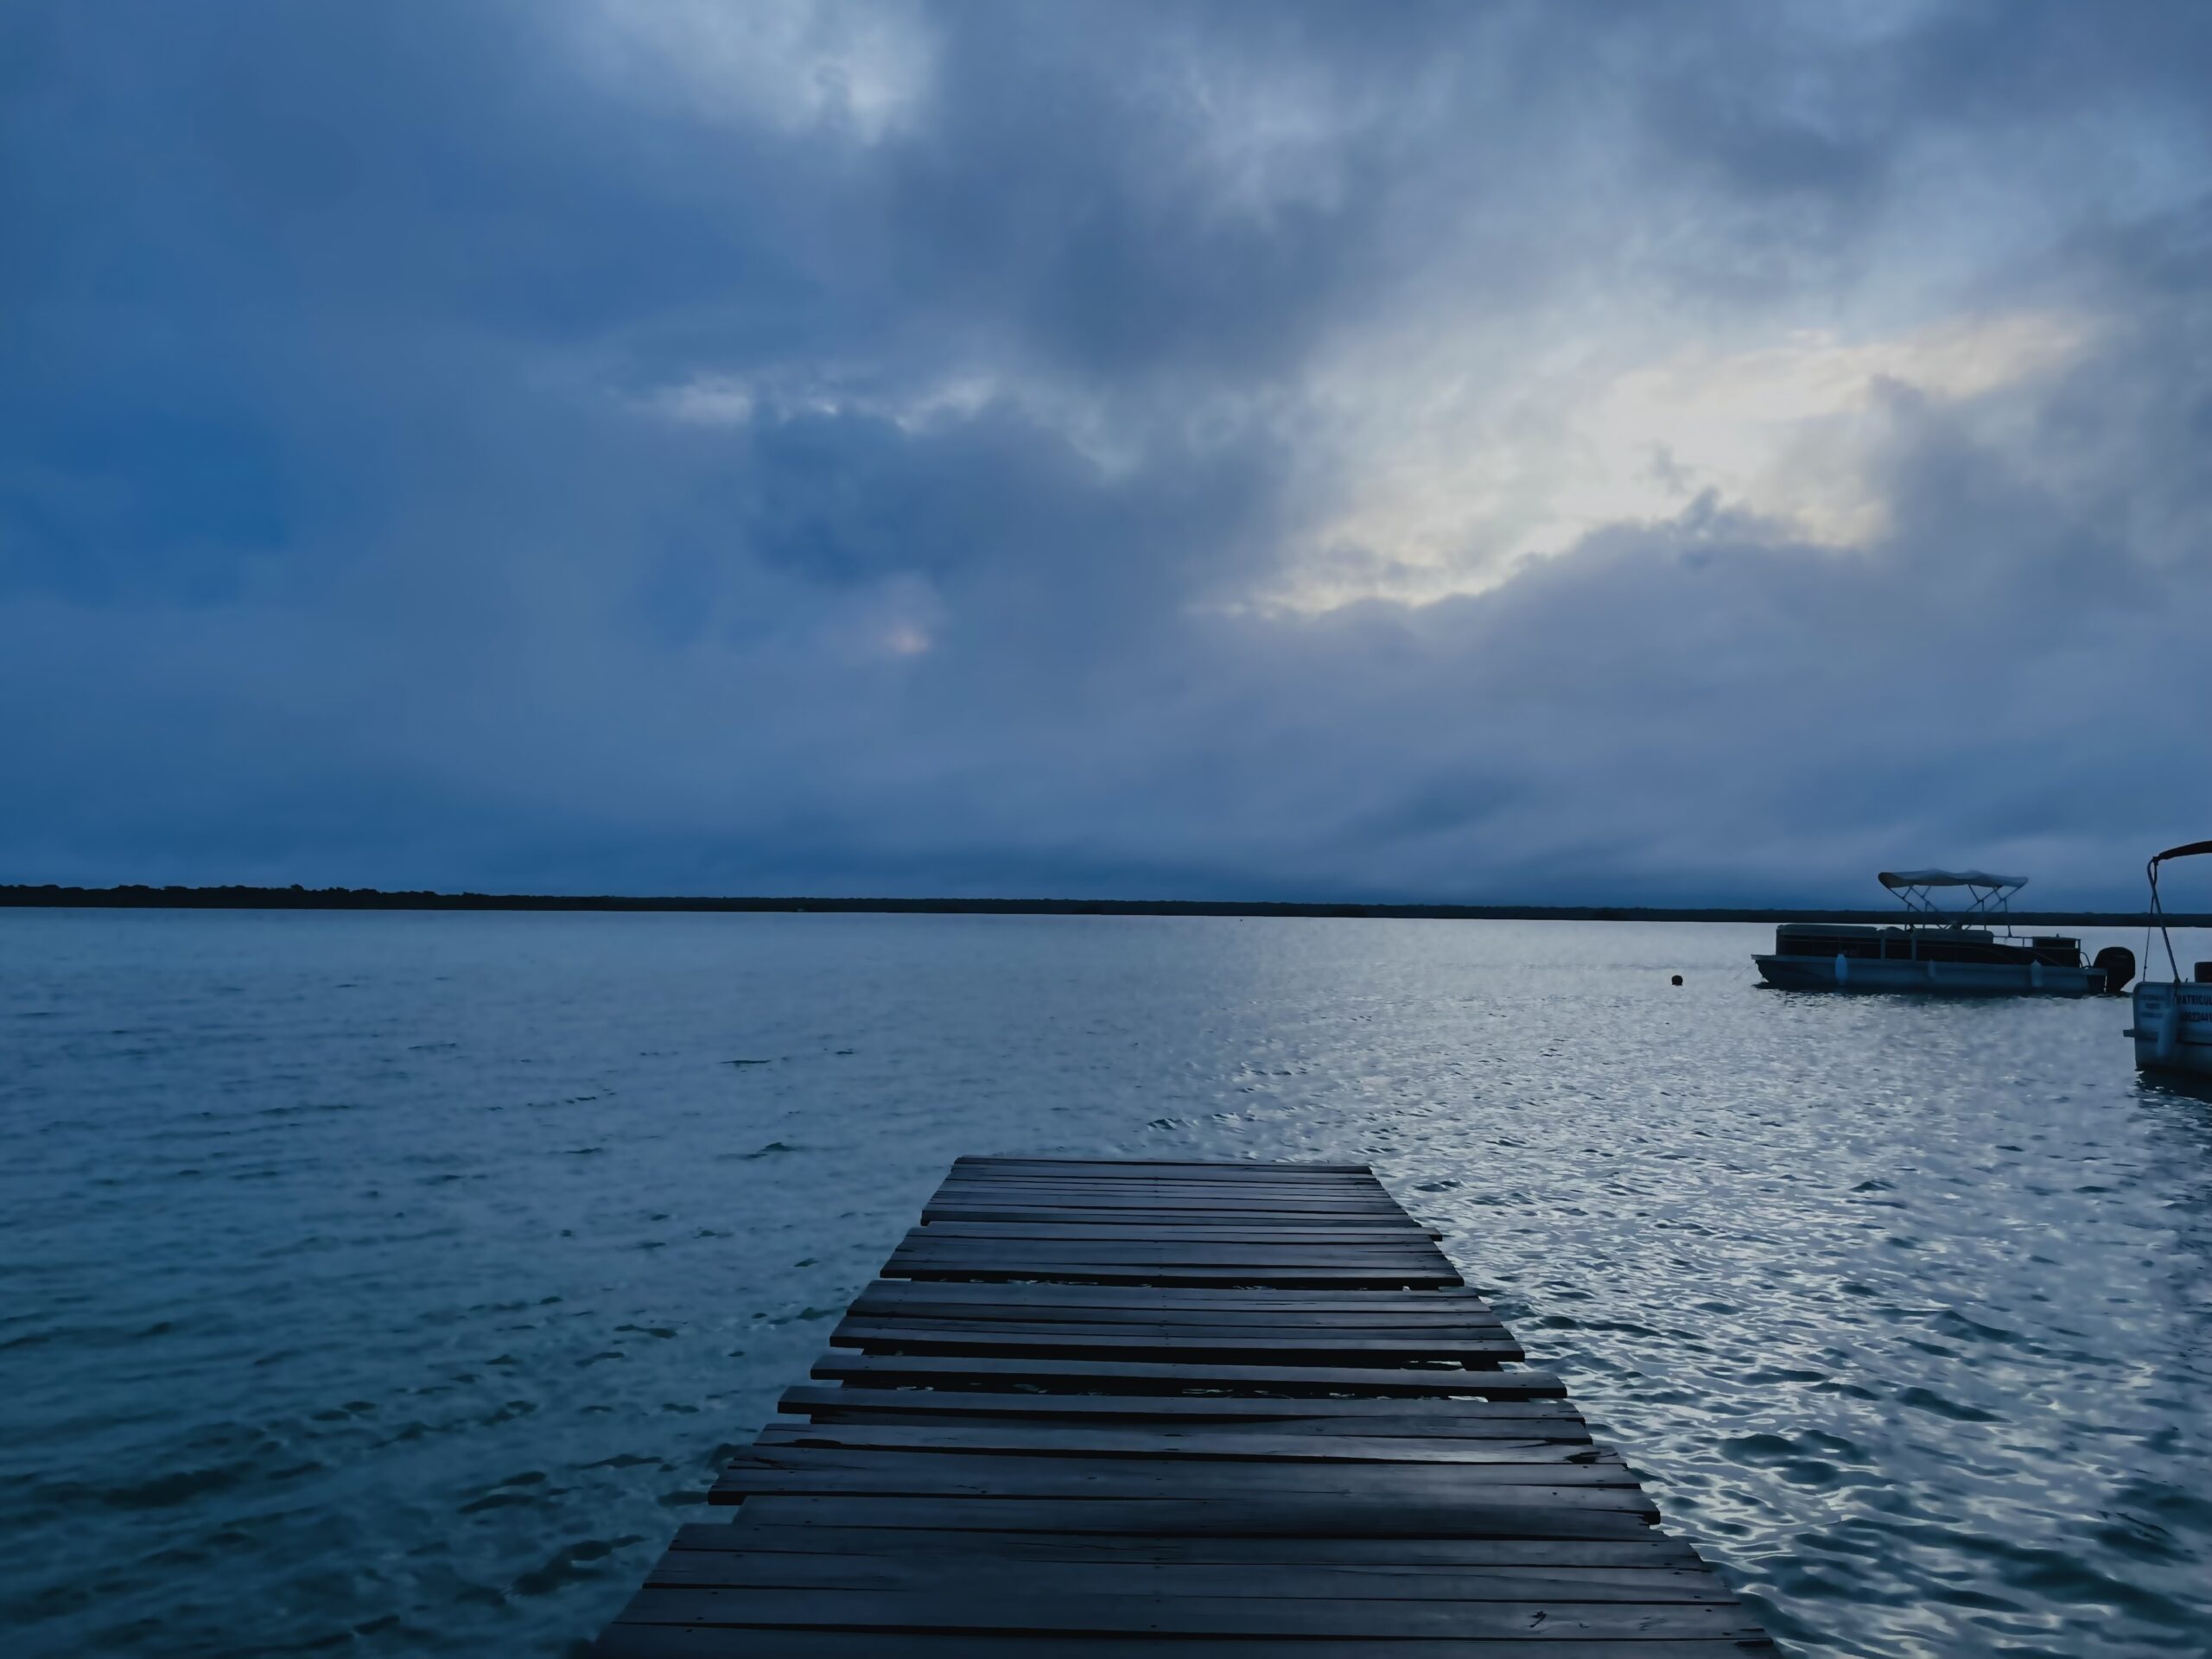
[4,883,2207,929]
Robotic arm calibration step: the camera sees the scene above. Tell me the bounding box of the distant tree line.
[2,884,2202,926]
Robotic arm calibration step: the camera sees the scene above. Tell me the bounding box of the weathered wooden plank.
[938,1173,1386,1185]
[908,1225,1442,1243]
[842,1313,1509,1338]
[880,1282,1468,1292]
[668,1522,1700,1567]
[925,1189,1408,1208]
[715,1478,1655,1515]
[943,1167,1387,1183]
[878,1265,1463,1285]
[886,1255,1452,1270]
[854,1279,1495,1305]
[751,1423,1599,1463]
[891,1237,1451,1260]
[775,1415,1599,1445]
[833,1317,1510,1343]
[925,1196,1404,1211]
[828,1325,1522,1365]
[849,1281,1498,1315]
[713,1492,1665,1540]
[710,1452,1649,1506]
[880,1247,1451,1274]
[955,1156,1379,1173]
[880,1274,1468,1300]
[945,1175,1388,1187]
[776,1387,1588,1428]
[599,1633,1776,1658]
[906,1221,1424,1238]
[646,1549,1740,1600]
[611,1584,1766,1639]
[840,1306,1505,1330]
[912,1212,1424,1231]
[939,1162,1384,1178]
[902,1228,1443,1246]
[925,1190,1403,1209]
[924,1196,1414,1212]
[916,1208,1419,1222]
[836,1309,1513,1336]
[915,1214,1440,1234]
[722,1441,1635,1481]
[900,1238,1446,1251]
[810,1351,1554,1396]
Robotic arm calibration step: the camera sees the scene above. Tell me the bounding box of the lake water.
[3,911,2209,1656]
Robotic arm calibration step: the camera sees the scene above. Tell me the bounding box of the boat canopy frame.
[2147,840,2212,982]
[1877,869,2028,921]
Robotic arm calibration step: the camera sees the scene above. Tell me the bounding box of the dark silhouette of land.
[4,884,2203,927]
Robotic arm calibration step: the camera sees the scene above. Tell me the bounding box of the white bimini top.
[1878,870,2027,891]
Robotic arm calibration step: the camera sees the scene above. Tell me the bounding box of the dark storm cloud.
[3,0,2209,901]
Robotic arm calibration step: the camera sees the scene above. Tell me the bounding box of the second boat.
[1753,870,2131,996]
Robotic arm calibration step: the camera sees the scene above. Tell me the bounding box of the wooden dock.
[595,1157,1776,1655]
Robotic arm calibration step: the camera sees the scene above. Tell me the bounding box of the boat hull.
[2130,981,2212,1074]
[1754,955,2103,996]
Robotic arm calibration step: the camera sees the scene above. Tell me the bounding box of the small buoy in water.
[1670,975,1683,986]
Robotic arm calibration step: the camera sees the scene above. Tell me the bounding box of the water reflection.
[2,912,2208,1657]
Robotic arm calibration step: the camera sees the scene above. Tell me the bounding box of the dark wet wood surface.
[594,1157,1775,1655]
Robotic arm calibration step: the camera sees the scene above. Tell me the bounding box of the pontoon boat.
[2127,841,2212,1075]
[1753,871,2127,996]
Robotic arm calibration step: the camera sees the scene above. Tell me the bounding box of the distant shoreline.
[4,884,2204,928]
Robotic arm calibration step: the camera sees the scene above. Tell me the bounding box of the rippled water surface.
[5,911,2210,1656]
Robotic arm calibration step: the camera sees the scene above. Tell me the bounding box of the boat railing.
[2147,841,2212,984]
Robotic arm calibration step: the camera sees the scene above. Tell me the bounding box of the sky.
[4,0,2210,905]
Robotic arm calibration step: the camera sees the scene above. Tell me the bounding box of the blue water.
[3,911,2209,1656]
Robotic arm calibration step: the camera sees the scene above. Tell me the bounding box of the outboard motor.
[2094,945,2136,995]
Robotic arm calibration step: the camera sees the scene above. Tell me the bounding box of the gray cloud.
[3,0,2209,903]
